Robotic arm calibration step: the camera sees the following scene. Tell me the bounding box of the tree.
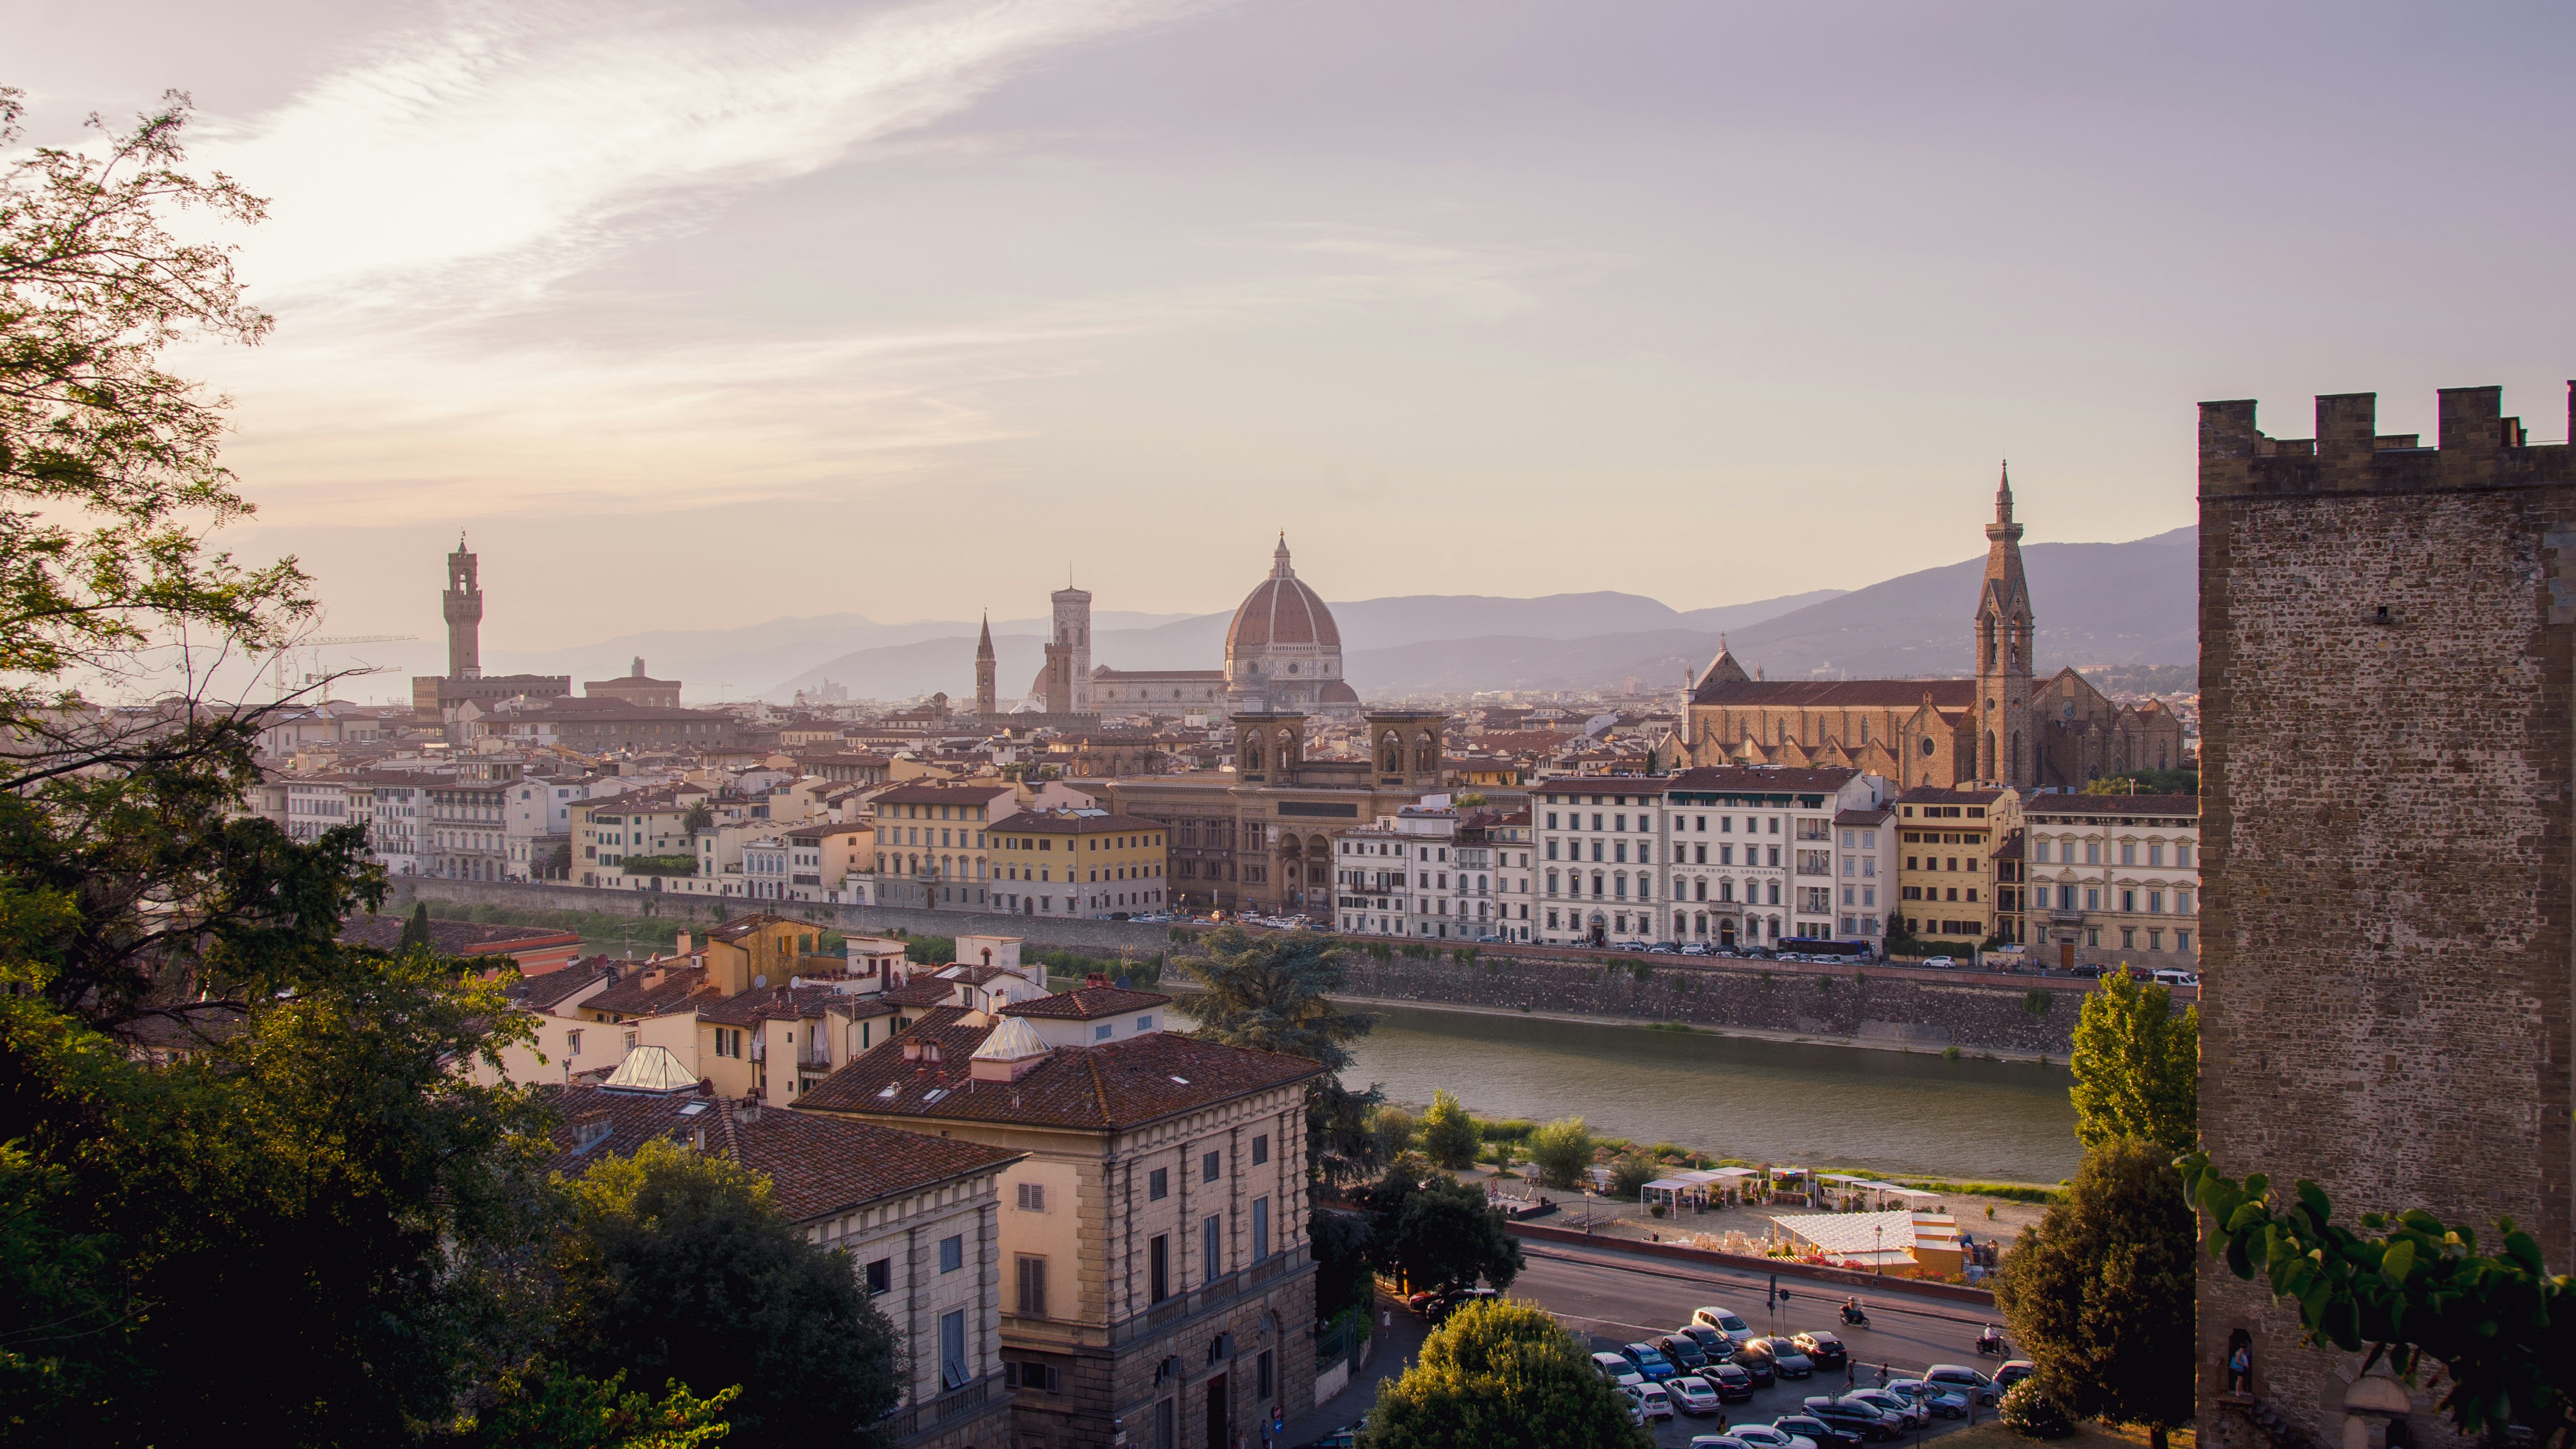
[469,1360,737,1449]
[399,900,433,950]
[1308,1075,1387,1193]
[1359,1170,1522,1294]
[1180,925,1372,1069]
[2067,972,2197,1153]
[1417,1089,1480,1170]
[553,1138,902,1441]
[1525,1116,1594,1189]
[1310,1207,1378,1322]
[1991,1139,2196,1449]
[1359,1296,1649,1449]
[2182,1153,2576,1448]
[682,801,714,835]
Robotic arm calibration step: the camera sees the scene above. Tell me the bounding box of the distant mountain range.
[429,526,2192,705]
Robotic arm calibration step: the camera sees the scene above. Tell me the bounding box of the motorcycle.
[1840,1305,1870,1327]
[1975,1326,2007,1357]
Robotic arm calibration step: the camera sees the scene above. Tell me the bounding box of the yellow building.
[989,810,1170,918]
[1893,785,2020,950]
[869,781,1022,907]
[573,789,703,885]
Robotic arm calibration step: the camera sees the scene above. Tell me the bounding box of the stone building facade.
[2198,383,2575,1449]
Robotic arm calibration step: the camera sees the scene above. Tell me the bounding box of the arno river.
[1337,1002,2082,1186]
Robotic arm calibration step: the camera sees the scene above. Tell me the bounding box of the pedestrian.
[2227,1341,2253,1395]
[1877,1362,1890,1388]
[1846,1357,1857,1388]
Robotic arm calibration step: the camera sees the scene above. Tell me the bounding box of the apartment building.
[2015,791,2200,969]
[544,1079,1022,1449]
[871,781,1024,909]
[427,777,514,881]
[798,991,1326,1449]
[988,810,1171,918]
[1458,809,1535,943]
[363,774,426,876]
[1329,805,1461,938]
[1893,786,2023,948]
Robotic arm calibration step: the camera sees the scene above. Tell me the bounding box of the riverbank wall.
[391,878,2124,1057]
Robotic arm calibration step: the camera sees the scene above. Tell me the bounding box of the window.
[864,1257,891,1295]
[1017,1254,1048,1316]
[939,1234,963,1273]
[1011,1361,1062,1393]
[2176,930,2192,952]
[1149,1167,1169,1200]
[1149,1234,1170,1302]
[1202,1150,1221,1183]
[1096,1023,1113,1041]
[1203,1214,1222,1278]
[1017,1182,1047,1211]
[2176,842,2193,868]
[1137,1014,1155,1031]
[1258,1348,1274,1401]
[941,1309,969,1389]
[1252,1134,1269,1165]
[1252,1197,1271,1261]
[566,1028,582,1055]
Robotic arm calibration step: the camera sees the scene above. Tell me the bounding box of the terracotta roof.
[540,1084,1021,1223]
[1663,766,1861,794]
[700,984,847,1027]
[1093,668,1227,681]
[1226,539,1341,651]
[1690,678,1977,709]
[586,965,719,1018]
[512,956,619,1010]
[872,782,1018,805]
[1833,808,1894,825]
[1897,785,2009,804]
[991,811,1168,835]
[881,979,958,1008]
[706,913,796,943]
[799,1017,1324,1131]
[337,914,582,958]
[782,822,869,840]
[2021,793,2198,816]
[1000,986,1173,1021]
[824,995,901,1021]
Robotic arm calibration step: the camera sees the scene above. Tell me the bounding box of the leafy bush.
[1372,1107,1418,1160]
[2024,989,2053,1015]
[1525,1118,1594,1188]
[904,935,955,965]
[1477,1119,1537,1143]
[1999,1380,2074,1439]
[1606,1153,1658,1198]
[1418,1091,1481,1169]
[618,854,697,876]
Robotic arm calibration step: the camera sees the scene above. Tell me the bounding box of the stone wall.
[1338,952,2085,1056]
[2197,387,2576,1449]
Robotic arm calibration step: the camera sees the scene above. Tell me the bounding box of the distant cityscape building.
[583,657,683,708]
[411,534,569,722]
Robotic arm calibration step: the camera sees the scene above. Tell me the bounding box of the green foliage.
[1358,1170,1523,1294]
[1645,1140,1685,1161]
[1998,1379,2074,1439]
[2023,988,2053,1015]
[2081,768,2197,796]
[904,934,955,965]
[400,900,433,950]
[552,1138,901,1441]
[1358,1297,1649,1449]
[1309,1076,1387,1193]
[681,801,714,835]
[1991,1140,2194,1443]
[1943,1044,1963,1061]
[1310,1208,1378,1320]
[1477,1118,1537,1143]
[2068,971,2197,1153]
[1372,1105,1418,1161]
[468,1360,737,1449]
[1885,1177,2063,1205]
[618,854,698,876]
[1418,1089,1481,1170]
[2183,1153,2576,1446]
[1606,1152,1658,1198]
[1179,926,1371,1070]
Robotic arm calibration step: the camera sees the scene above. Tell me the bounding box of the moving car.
[1656,1333,1711,1372]
[1773,1413,1863,1449]
[1592,1352,1645,1389]
[1801,1397,1901,1443]
[1621,1342,1679,1382]
[1692,1305,1753,1338]
[1792,1330,1848,1369]
[1845,1389,1926,1430]
[1667,1376,1726,1417]
[1729,1425,1816,1449]
[1747,1337,1813,1379]
[1886,1379,1970,1419]
[1923,1364,2000,1405]
[1706,1362,1758,1403]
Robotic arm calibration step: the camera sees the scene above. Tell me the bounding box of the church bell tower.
[1973,465,2034,786]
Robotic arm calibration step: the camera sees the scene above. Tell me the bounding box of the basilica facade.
[1682,475,2185,790]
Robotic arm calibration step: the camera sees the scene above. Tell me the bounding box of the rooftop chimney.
[736,1094,760,1125]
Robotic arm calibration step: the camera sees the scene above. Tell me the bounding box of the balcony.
[872,1371,1005,1445]
[1111,1244,1307,1348]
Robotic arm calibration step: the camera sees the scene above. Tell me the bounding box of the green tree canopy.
[1991,1139,2196,1449]
[468,1360,737,1449]
[1417,1088,1480,1169]
[2067,972,2197,1153]
[552,1138,902,1443]
[1524,1117,1594,1189]
[1359,1297,1648,1449]
[2182,1153,2576,1447]
[1359,1169,1523,1294]
[1180,925,1372,1070]
[400,899,433,950]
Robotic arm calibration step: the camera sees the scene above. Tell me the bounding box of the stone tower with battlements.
[974,612,997,717]
[2198,381,2575,1449]
[1042,584,1092,715]
[1973,464,2034,786]
[443,533,483,680]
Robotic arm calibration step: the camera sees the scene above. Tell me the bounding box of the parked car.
[1593,1352,1645,1389]
[1667,1376,1726,1418]
[1681,942,1713,956]
[1887,1380,1971,1419]
[1730,1425,1816,1449]
[1845,1389,1926,1430]
[1728,1337,1777,1386]
[1302,1420,1365,1449]
[1747,1337,1812,1379]
[1690,1438,1751,1449]
[1693,1305,1754,1338]
[1677,1323,1735,1360]
[1621,1342,1679,1382]
[1630,1383,1676,1422]
[1920,955,1957,968]
[1801,1397,1900,1442]
[1706,1362,1758,1403]
[1428,1286,1497,1322]
[1994,1360,2037,1394]
[1791,1330,1847,1368]
[1614,940,1649,952]
[1656,1333,1711,1372]
[1923,1365,2000,1405]
[1772,1414,1862,1449]
[2151,969,2198,986]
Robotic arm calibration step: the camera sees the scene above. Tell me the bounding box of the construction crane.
[271,634,419,701]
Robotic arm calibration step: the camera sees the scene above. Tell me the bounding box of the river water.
[1335,1003,2081,1186]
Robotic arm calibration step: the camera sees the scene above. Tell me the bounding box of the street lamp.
[1582,1188,1596,1232]
[1874,1224,1884,1277]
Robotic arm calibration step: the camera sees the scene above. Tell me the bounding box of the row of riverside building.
[453,914,1326,1449]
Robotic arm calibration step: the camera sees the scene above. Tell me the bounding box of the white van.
[2151,968,2199,987]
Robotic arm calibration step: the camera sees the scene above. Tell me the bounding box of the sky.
[15,0,2576,656]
